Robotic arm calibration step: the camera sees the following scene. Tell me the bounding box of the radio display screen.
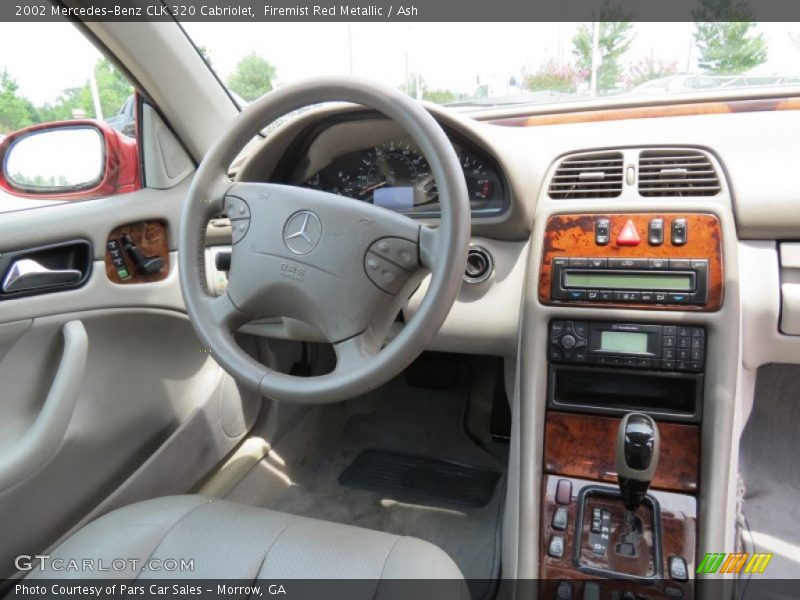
[600,331,649,354]
[563,272,693,291]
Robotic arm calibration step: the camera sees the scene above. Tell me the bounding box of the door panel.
[0,182,259,577]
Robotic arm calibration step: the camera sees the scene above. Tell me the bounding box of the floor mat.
[738,364,800,588]
[339,448,501,508]
[225,369,507,599]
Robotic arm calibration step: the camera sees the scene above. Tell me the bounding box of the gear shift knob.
[616,413,660,514]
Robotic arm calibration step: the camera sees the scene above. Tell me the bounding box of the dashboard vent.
[638,149,720,197]
[548,152,624,199]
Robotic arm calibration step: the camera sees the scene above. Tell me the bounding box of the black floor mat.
[339,448,501,508]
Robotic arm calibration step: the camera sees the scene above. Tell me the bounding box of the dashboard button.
[609,258,648,269]
[617,219,641,246]
[640,292,654,302]
[549,347,564,362]
[691,327,705,338]
[595,219,610,246]
[678,336,692,349]
[671,218,688,246]
[663,336,676,348]
[599,290,613,301]
[624,357,638,368]
[677,349,691,361]
[587,290,600,301]
[663,348,676,360]
[569,257,589,268]
[224,195,251,220]
[677,326,692,337]
[572,322,589,337]
[649,258,669,270]
[364,253,409,294]
[654,292,668,302]
[691,337,705,350]
[567,290,587,300]
[573,350,588,363]
[548,535,565,558]
[551,321,566,334]
[588,258,607,269]
[637,358,652,368]
[691,349,704,361]
[561,335,577,350]
[648,218,665,245]
[689,361,703,371]
[669,259,691,269]
[553,257,569,268]
[663,326,677,336]
[661,359,676,370]
[669,293,689,303]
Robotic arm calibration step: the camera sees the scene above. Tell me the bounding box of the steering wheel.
[179,77,470,404]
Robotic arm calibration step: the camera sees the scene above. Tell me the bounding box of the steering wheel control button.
[594,218,610,246]
[368,237,419,270]
[224,196,251,220]
[616,219,641,246]
[648,217,665,245]
[364,253,408,294]
[231,219,250,244]
[671,218,688,245]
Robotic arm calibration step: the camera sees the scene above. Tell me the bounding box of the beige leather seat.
[29,496,467,595]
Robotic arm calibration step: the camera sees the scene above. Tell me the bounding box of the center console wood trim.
[540,475,696,599]
[538,212,724,311]
[545,411,700,494]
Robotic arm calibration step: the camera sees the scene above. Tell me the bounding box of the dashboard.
[272,114,509,218]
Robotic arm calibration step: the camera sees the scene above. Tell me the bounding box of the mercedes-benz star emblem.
[283,210,322,255]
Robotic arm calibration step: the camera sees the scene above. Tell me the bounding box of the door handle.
[2,258,82,293]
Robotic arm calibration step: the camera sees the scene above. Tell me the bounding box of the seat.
[28,496,467,596]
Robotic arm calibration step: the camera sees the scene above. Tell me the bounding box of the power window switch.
[552,506,568,531]
[548,535,565,558]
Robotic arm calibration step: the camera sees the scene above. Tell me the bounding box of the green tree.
[0,70,37,134]
[522,60,581,93]
[692,0,767,75]
[94,58,133,118]
[573,19,635,92]
[400,75,458,104]
[227,52,276,101]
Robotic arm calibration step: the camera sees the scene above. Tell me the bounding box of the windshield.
[182,22,800,109]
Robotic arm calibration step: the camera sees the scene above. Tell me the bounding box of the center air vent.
[638,149,721,197]
[549,152,624,199]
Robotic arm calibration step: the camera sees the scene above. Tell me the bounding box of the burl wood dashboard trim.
[539,475,696,598]
[489,95,800,128]
[104,220,170,284]
[539,212,724,311]
[545,411,700,493]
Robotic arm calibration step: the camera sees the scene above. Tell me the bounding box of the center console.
[536,212,714,599]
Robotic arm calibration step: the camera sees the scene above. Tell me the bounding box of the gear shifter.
[616,412,660,525]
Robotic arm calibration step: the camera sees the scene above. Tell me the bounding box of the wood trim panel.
[539,212,724,311]
[104,220,170,284]
[489,96,800,128]
[539,475,696,598]
[544,411,700,493]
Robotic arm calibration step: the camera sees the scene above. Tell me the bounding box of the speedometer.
[351,141,435,210]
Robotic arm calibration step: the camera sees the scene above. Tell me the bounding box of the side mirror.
[0,120,139,201]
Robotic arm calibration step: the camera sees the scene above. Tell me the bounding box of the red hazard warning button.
[617,219,641,246]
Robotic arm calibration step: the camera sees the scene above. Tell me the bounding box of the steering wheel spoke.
[333,330,381,374]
